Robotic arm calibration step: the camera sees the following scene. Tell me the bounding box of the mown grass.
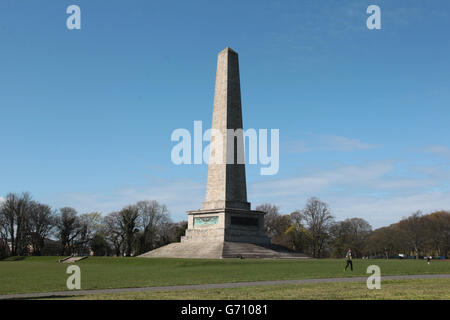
[62,278,450,300]
[0,256,448,295]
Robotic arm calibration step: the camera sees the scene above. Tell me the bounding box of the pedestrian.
[427,256,432,265]
[345,248,353,271]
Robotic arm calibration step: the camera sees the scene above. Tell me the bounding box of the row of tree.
[256,197,450,259]
[0,193,187,258]
[1,193,449,259]
[364,211,450,259]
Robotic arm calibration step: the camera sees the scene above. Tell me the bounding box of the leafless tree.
[55,207,81,256]
[0,206,10,258]
[424,211,450,257]
[119,205,140,257]
[28,202,55,256]
[256,203,285,238]
[0,193,33,256]
[168,221,188,243]
[103,211,125,256]
[136,200,171,253]
[74,212,102,255]
[299,197,335,258]
[397,211,427,259]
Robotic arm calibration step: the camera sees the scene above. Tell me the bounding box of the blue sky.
[1,0,449,228]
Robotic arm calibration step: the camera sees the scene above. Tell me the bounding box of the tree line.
[1,193,449,259]
[256,197,450,259]
[0,192,187,259]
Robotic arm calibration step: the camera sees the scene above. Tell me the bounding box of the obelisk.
[184,47,270,246]
[139,47,296,259]
[202,47,250,211]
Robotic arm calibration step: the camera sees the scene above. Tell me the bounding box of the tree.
[90,232,110,256]
[153,220,173,249]
[119,206,140,257]
[424,211,450,257]
[55,207,81,256]
[256,203,283,238]
[0,193,56,257]
[170,221,188,243]
[0,193,33,256]
[135,200,171,254]
[256,203,296,249]
[28,202,55,256]
[330,218,372,258]
[74,212,102,255]
[284,211,309,253]
[329,220,352,258]
[298,197,334,258]
[397,211,427,259]
[103,212,125,256]
[0,206,10,259]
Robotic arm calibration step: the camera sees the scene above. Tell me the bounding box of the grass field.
[1,256,448,295]
[61,278,450,300]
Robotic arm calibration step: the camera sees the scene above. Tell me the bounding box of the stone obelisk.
[202,47,249,211]
[139,48,310,259]
[184,47,269,246]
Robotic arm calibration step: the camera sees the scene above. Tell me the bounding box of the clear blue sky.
[1,0,449,228]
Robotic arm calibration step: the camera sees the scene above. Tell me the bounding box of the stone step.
[139,240,309,259]
[139,241,224,259]
[59,256,88,263]
[222,242,308,259]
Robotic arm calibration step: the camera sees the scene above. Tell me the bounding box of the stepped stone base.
[138,241,309,259]
[139,206,309,259]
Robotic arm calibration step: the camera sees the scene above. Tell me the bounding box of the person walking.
[345,248,353,271]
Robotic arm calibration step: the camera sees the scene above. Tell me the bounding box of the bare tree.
[424,211,450,257]
[256,203,284,238]
[0,193,33,256]
[55,207,81,256]
[169,221,188,243]
[136,200,171,254]
[90,232,110,256]
[299,197,334,258]
[103,212,125,256]
[74,212,102,255]
[28,202,55,256]
[0,205,10,258]
[397,211,427,259]
[119,206,140,257]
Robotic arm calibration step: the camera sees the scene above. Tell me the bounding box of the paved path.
[1,274,449,300]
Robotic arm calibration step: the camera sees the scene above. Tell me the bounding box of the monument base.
[183,208,270,246]
[138,207,309,259]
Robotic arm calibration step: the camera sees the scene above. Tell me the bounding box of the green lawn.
[0,256,449,295]
[61,278,450,300]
